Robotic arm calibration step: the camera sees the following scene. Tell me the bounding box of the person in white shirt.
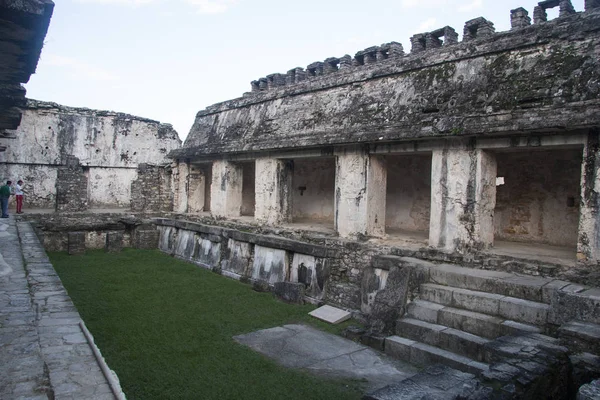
[15,180,24,214]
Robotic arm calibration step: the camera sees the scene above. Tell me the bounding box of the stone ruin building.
[3,0,600,398]
[0,100,181,211]
[163,1,600,397]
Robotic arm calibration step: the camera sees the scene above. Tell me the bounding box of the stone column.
[210,160,243,218]
[511,7,531,30]
[429,142,496,252]
[254,158,292,225]
[335,147,386,238]
[174,160,189,213]
[577,129,600,264]
[56,156,89,212]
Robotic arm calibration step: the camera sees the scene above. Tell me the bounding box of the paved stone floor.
[0,216,122,399]
[234,324,418,391]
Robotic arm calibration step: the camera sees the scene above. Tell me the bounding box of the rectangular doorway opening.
[240,161,255,217]
[492,147,582,261]
[291,157,335,230]
[384,153,432,244]
[188,163,211,213]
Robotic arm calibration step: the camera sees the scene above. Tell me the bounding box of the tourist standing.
[15,180,24,214]
[0,181,12,218]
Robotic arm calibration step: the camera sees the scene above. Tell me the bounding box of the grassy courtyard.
[49,249,362,400]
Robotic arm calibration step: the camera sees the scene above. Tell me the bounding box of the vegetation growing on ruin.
[50,249,361,400]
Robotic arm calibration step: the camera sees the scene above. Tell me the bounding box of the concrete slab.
[309,304,351,324]
[234,324,417,391]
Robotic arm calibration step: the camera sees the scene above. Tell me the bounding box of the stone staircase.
[382,262,600,376]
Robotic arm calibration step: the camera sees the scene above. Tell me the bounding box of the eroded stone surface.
[578,379,600,400]
[234,324,417,391]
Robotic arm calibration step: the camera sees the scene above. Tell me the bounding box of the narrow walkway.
[0,216,124,399]
[234,324,418,391]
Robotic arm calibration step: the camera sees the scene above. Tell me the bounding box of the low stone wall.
[154,216,600,319]
[25,213,166,252]
[155,219,334,303]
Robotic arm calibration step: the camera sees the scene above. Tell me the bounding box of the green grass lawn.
[49,249,363,400]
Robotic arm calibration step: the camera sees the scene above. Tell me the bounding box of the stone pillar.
[56,156,89,212]
[510,7,532,29]
[335,147,386,238]
[174,160,189,213]
[255,158,292,225]
[410,34,427,53]
[323,58,340,74]
[533,6,547,24]
[559,0,575,16]
[429,142,496,252]
[258,78,268,91]
[577,129,600,264]
[339,55,353,70]
[210,160,243,218]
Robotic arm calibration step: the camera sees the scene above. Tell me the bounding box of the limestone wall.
[0,100,181,210]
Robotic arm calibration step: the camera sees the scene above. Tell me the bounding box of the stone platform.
[234,324,418,391]
[0,216,124,399]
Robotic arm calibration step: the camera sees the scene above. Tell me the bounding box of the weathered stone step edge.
[420,283,551,326]
[407,299,542,339]
[558,320,600,355]
[412,260,588,304]
[364,365,481,400]
[385,335,489,375]
[396,317,490,362]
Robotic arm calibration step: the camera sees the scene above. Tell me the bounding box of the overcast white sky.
[26,0,585,141]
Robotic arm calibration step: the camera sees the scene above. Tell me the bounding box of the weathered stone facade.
[0,100,181,211]
[161,5,600,388]
[170,4,600,265]
[8,1,600,396]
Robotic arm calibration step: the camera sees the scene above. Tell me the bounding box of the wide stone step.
[407,299,542,339]
[396,318,490,361]
[421,262,581,304]
[385,335,489,375]
[420,283,550,326]
[558,320,600,355]
[481,332,564,364]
